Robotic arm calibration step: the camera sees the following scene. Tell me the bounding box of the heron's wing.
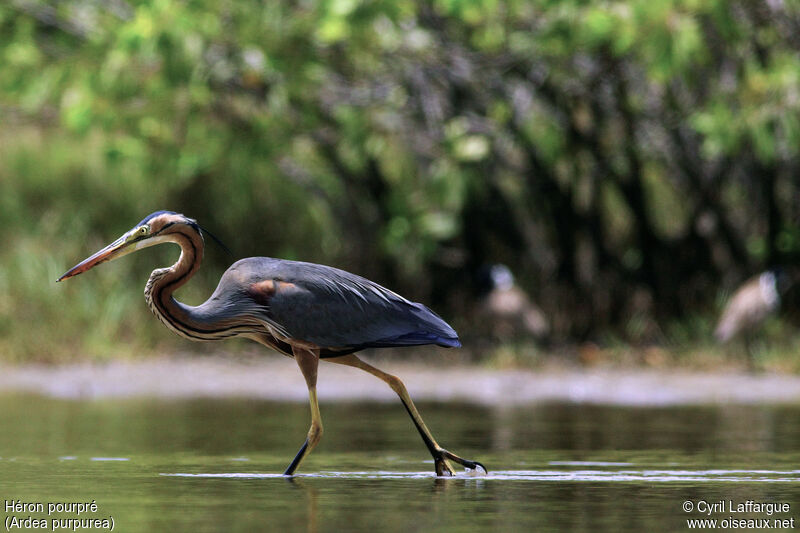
[239,258,460,350]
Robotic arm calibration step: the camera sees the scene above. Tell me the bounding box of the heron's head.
[489,264,514,291]
[57,211,201,282]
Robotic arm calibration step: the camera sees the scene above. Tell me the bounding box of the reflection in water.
[486,402,798,454]
[490,404,515,452]
[3,394,799,458]
[284,478,318,533]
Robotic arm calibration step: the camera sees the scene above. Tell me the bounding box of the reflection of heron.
[715,269,789,368]
[58,211,485,476]
[479,265,549,341]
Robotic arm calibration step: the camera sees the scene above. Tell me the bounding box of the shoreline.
[2,354,800,406]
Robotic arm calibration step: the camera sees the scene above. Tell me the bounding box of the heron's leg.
[328,354,486,476]
[284,347,324,476]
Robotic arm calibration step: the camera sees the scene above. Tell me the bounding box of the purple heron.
[58,211,485,476]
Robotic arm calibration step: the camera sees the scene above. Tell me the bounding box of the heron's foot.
[433,448,487,476]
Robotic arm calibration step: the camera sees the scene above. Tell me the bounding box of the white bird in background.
[715,269,790,369]
[480,264,550,342]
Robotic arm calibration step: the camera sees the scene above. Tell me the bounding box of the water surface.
[2,395,800,531]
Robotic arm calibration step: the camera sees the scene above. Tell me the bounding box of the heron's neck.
[144,228,208,340]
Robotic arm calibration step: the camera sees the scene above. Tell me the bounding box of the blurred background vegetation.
[1,0,799,365]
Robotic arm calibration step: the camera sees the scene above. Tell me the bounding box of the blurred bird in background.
[715,269,791,370]
[477,264,550,343]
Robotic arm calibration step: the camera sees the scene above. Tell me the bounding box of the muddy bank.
[1,355,800,406]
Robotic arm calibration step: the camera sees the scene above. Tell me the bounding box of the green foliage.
[1,0,799,361]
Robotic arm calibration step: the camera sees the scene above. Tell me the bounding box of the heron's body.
[715,270,788,370]
[715,272,780,344]
[154,257,460,353]
[59,211,483,476]
[479,264,549,341]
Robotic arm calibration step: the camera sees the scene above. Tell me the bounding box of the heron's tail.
[366,302,461,349]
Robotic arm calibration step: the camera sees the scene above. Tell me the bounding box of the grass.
[474,322,800,374]
[2,128,800,371]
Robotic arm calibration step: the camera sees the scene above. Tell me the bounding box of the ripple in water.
[160,469,800,482]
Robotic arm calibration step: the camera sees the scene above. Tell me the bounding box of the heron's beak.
[57,235,136,282]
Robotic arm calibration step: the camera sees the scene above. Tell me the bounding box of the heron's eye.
[127,226,149,241]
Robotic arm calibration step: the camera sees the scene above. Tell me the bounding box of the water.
[2,394,800,531]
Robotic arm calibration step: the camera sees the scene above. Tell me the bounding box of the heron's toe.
[434,456,455,477]
[464,460,487,474]
[441,450,488,474]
